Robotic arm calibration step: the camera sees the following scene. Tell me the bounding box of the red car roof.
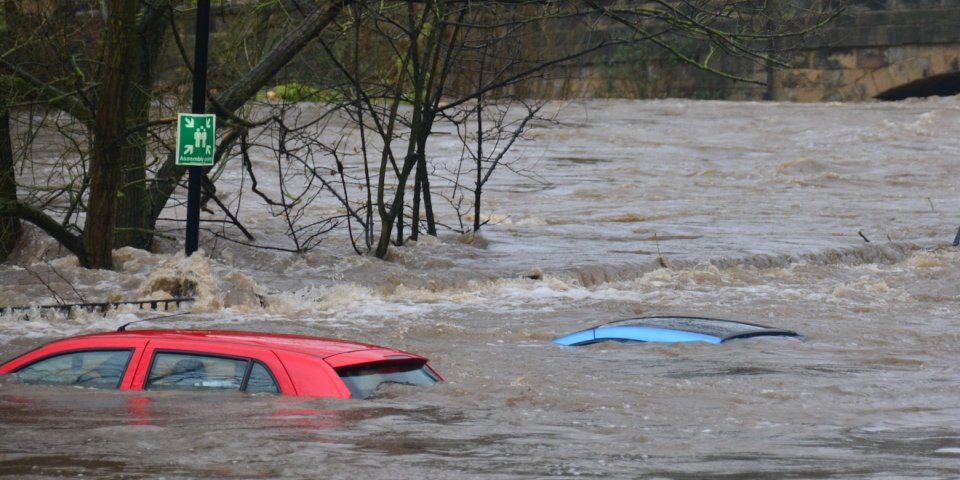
[61,329,423,361]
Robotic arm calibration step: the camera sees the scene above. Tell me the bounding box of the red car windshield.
[336,362,440,399]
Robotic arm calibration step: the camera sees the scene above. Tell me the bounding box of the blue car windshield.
[337,362,440,399]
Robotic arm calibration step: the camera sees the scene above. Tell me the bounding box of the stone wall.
[766,2,960,101]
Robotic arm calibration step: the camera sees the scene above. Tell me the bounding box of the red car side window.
[147,352,244,390]
[244,362,279,394]
[15,349,133,389]
[145,352,279,394]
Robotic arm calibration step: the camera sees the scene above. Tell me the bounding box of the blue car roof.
[552,316,800,346]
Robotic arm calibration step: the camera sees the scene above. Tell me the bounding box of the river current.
[1,98,959,478]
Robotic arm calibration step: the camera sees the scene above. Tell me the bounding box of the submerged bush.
[266,82,340,102]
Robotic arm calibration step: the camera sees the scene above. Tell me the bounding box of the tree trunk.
[114,0,172,251]
[115,128,153,250]
[764,0,784,101]
[84,0,139,269]
[411,157,422,242]
[0,108,21,260]
[375,153,418,258]
[416,116,437,236]
[473,96,483,231]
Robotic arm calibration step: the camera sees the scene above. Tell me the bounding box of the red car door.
[130,338,297,394]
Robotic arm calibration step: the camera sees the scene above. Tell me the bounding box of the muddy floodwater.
[2,98,960,478]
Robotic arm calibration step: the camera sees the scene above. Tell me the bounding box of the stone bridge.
[167,0,960,103]
[753,0,960,102]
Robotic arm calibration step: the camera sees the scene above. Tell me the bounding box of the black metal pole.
[185,0,211,256]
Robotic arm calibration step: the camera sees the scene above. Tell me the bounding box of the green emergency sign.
[176,113,216,166]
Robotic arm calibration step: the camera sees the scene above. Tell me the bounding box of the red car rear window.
[336,361,440,399]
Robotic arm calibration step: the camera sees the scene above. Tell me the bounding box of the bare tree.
[0,0,838,268]
[0,0,347,268]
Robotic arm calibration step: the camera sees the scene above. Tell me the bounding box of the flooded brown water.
[2,98,960,478]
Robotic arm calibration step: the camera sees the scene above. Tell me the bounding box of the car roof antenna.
[118,311,191,332]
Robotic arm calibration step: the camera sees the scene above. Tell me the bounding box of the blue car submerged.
[553,316,800,346]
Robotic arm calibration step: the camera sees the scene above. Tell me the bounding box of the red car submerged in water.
[0,329,442,399]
